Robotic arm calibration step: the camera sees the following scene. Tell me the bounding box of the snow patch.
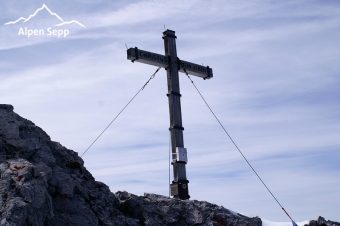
[262,219,309,226]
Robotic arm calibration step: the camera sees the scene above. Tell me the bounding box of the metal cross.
[127,30,213,200]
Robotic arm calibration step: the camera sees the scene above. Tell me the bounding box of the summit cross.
[127,30,213,200]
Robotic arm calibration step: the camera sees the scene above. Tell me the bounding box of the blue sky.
[1,0,340,223]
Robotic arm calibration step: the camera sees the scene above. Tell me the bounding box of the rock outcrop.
[0,104,130,226]
[304,216,340,226]
[116,192,261,226]
[0,104,261,226]
[1,104,338,226]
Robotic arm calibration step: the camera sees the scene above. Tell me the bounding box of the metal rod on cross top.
[127,30,213,200]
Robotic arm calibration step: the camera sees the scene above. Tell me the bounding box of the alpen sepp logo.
[4,4,86,38]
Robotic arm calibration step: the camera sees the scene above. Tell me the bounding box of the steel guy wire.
[81,67,161,157]
[184,70,297,224]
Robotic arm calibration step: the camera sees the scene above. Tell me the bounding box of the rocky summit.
[0,104,338,226]
[0,104,261,226]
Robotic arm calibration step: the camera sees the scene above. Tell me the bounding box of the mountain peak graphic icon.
[4,4,86,28]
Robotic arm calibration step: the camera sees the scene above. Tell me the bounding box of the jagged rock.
[304,216,340,226]
[0,105,134,226]
[116,192,262,226]
[0,104,264,225]
[2,104,335,226]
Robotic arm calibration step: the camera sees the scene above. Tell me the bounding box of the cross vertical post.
[163,30,189,200]
[127,29,213,200]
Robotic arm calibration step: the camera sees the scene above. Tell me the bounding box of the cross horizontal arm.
[127,47,167,68]
[179,59,213,79]
[127,47,213,79]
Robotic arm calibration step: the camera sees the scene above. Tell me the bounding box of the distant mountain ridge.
[0,104,338,226]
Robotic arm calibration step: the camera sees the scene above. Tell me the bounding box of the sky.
[1,0,340,223]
